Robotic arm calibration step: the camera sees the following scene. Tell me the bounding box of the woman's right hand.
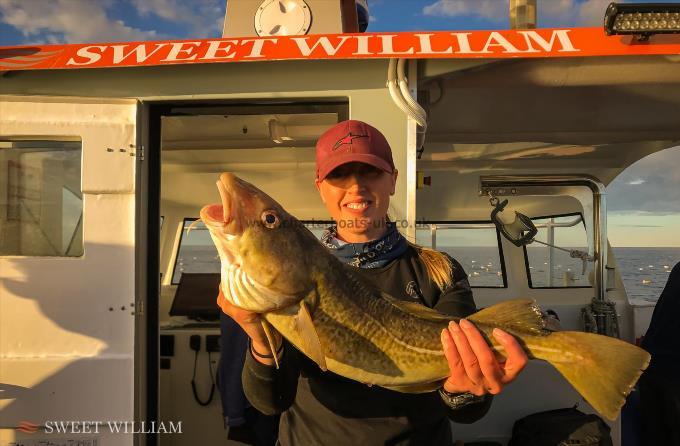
[217,287,282,365]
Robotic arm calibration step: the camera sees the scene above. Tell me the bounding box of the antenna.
[510,0,537,29]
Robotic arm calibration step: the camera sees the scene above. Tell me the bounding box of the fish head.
[199,172,316,312]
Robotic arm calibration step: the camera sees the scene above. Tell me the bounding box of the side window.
[172,218,220,284]
[301,220,333,241]
[524,214,592,288]
[417,223,507,288]
[169,220,506,287]
[0,139,83,256]
[416,226,434,249]
[171,220,332,284]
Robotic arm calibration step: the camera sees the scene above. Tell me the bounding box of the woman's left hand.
[441,319,528,396]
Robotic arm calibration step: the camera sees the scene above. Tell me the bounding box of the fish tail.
[540,331,650,420]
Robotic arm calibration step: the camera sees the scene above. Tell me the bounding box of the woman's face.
[315,162,398,243]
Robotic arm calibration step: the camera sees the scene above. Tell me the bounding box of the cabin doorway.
[139,100,348,446]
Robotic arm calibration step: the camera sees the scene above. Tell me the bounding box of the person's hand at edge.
[217,286,282,366]
[441,319,527,396]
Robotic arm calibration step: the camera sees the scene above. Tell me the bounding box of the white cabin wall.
[0,98,137,445]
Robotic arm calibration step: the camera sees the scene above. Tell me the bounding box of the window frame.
[417,220,508,289]
[170,218,335,284]
[61,185,84,256]
[169,219,508,288]
[171,217,208,285]
[522,211,593,289]
[0,138,84,258]
[300,219,334,237]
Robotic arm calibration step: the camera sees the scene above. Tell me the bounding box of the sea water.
[172,243,680,305]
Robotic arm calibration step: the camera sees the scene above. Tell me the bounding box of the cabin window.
[171,218,220,284]
[170,219,507,286]
[171,219,333,284]
[416,222,507,288]
[524,213,592,288]
[0,139,83,257]
[302,220,334,240]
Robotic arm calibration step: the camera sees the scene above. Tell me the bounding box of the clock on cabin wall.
[254,0,312,37]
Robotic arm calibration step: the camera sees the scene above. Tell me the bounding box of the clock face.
[255,0,312,37]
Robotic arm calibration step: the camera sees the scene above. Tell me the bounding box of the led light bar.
[605,2,680,37]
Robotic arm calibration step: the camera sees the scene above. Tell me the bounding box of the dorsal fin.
[380,291,452,322]
[468,299,548,336]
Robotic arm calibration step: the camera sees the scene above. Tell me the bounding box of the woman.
[219,120,528,445]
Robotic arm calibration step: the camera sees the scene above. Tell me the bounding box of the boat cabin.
[2,1,680,445]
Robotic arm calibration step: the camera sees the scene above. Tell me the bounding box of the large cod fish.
[199,172,650,421]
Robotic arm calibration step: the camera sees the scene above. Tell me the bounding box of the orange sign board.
[1,28,679,72]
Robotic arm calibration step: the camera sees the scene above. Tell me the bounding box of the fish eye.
[261,210,280,229]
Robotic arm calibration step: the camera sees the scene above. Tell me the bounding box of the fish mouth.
[199,172,244,237]
[197,173,247,269]
[199,172,302,312]
[216,173,233,226]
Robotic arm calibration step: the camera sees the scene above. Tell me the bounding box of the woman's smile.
[343,199,372,213]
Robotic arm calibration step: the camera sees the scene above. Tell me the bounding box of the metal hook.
[487,191,499,207]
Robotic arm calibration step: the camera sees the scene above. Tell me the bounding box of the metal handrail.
[420,215,582,231]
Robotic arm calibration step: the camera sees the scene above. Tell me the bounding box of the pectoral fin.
[295,301,327,371]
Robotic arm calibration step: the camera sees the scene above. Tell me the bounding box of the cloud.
[550,0,634,27]
[540,0,574,18]
[608,145,680,214]
[577,0,612,26]
[129,0,224,38]
[0,0,160,44]
[422,0,509,21]
[420,0,627,26]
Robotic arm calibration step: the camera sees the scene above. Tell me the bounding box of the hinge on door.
[136,145,145,161]
[136,300,144,316]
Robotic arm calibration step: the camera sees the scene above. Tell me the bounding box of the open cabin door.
[0,97,138,445]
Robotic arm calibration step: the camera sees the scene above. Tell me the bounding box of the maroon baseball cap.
[315,120,395,181]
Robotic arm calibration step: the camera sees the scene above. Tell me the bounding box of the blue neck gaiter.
[320,221,408,268]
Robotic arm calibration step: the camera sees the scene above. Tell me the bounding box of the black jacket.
[242,246,492,445]
[641,261,680,375]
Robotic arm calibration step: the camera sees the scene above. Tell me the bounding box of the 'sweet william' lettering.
[66,31,579,66]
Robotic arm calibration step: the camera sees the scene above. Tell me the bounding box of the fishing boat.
[1,1,679,444]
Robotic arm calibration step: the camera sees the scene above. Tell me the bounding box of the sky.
[1,0,678,247]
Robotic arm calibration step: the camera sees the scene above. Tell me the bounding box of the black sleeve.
[441,392,493,424]
[432,255,494,423]
[241,340,301,415]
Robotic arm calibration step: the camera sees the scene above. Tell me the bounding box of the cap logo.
[332,132,367,151]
